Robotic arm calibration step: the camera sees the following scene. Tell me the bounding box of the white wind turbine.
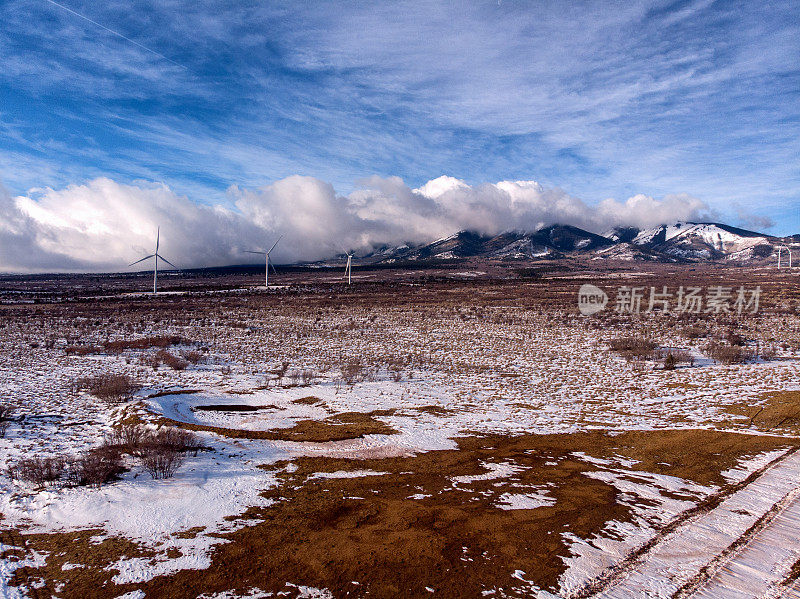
[777,245,792,268]
[129,227,177,294]
[246,235,282,288]
[344,251,354,285]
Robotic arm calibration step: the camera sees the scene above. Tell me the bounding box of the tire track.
[572,445,800,598]
[674,486,800,597]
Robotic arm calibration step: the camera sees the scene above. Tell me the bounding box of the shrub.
[705,341,754,365]
[726,330,746,347]
[608,337,657,361]
[340,358,364,384]
[146,427,202,455]
[682,325,706,339]
[104,335,183,353]
[105,423,148,455]
[72,446,125,488]
[155,349,189,371]
[75,374,138,403]
[0,404,12,438]
[655,348,694,368]
[10,456,66,487]
[65,345,104,356]
[760,345,776,361]
[300,369,315,385]
[276,361,290,384]
[141,447,184,479]
[181,350,203,364]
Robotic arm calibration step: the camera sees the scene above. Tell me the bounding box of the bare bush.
[705,341,754,365]
[725,330,746,347]
[156,349,189,371]
[146,427,202,455]
[608,337,657,361]
[141,447,184,479]
[181,349,203,364]
[72,446,125,488]
[0,404,12,438]
[75,374,138,403]
[385,356,405,382]
[759,345,776,361]
[300,369,316,385]
[681,325,707,339]
[9,456,66,487]
[65,345,104,356]
[105,423,148,455]
[104,335,183,353]
[655,348,694,369]
[276,361,290,384]
[340,358,364,384]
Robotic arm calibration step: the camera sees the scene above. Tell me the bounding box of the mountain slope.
[603,222,779,261]
[375,226,611,263]
[329,221,786,267]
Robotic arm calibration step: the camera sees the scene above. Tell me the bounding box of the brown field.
[1,259,799,598]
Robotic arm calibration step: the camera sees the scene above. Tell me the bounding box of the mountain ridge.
[341,222,796,265]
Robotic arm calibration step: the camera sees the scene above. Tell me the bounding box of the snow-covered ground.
[1,289,799,597]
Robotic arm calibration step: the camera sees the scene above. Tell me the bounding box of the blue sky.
[1,0,799,234]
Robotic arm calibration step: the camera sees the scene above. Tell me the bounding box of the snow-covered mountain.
[317,222,788,266]
[603,222,778,261]
[370,226,612,263]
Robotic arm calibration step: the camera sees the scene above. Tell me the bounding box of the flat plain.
[1,260,799,598]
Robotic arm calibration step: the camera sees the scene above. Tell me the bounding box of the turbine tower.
[344,252,353,285]
[777,245,792,268]
[246,235,282,288]
[129,227,177,294]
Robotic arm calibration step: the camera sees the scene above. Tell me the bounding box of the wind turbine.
[344,251,354,285]
[777,245,792,268]
[246,235,282,288]
[129,227,177,294]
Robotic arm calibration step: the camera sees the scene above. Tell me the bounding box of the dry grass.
[158,410,397,442]
[9,429,796,598]
[724,390,800,434]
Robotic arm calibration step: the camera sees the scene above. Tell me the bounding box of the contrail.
[42,0,184,69]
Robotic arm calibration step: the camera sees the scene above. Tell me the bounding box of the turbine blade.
[129,254,155,266]
[244,251,266,255]
[268,234,283,254]
[270,261,279,276]
[156,254,178,269]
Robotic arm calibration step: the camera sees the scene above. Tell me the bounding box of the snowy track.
[595,448,800,598]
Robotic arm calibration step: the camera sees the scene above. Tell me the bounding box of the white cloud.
[1,175,715,273]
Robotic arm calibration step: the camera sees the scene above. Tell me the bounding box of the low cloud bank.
[0,175,713,272]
